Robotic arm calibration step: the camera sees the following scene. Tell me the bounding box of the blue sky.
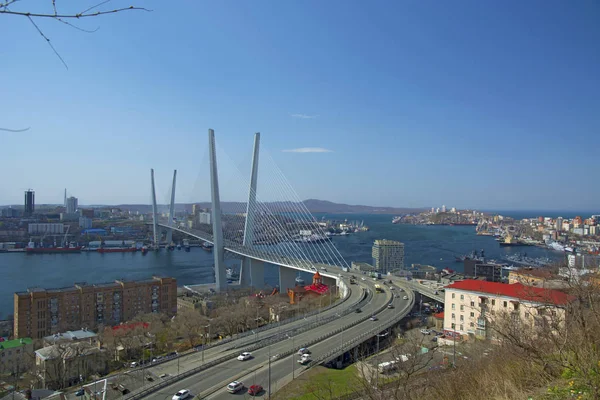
[1,1,598,210]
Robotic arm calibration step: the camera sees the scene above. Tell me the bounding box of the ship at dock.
[26,241,82,254]
[97,246,137,253]
[25,227,82,254]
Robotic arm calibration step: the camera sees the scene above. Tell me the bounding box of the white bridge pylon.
[151,129,349,292]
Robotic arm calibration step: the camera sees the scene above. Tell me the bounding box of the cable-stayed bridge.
[149,129,350,293]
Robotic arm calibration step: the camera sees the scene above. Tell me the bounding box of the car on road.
[320,267,327,271]
[420,329,432,335]
[403,296,408,300]
[75,389,85,397]
[130,362,138,368]
[172,389,190,400]
[167,351,178,358]
[370,315,378,321]
[434,291,439,295]
[355,308,362,313]
[361,277,366,281]
[298,354,312,365]
[237,352,252,361]
[227,381,244,393]
[389,286,395,290]
[387,304,394,309]
[298,347,311,355]
[247,385,263,396]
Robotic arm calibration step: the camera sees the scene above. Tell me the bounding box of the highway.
[205,285,412,400]
[138,278,397,400]
[130,276,365,381]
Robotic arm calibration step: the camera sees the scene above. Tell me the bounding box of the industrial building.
[372,239,405,274]
[14,276,177,339]
[28,223,65,235]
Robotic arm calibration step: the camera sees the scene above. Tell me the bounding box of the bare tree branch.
[26,15,68,69]
[0,5,152,19]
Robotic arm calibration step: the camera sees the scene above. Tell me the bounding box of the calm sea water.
[0,213,566,319]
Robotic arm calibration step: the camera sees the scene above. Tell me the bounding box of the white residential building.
[443,280,570,340]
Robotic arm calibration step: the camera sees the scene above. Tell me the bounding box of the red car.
[247,385,263,396]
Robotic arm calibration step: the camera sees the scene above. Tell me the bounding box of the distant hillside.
[111,199,426,215]
[2,199,426,215]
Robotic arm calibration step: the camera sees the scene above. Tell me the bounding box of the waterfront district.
[0,193,599,399]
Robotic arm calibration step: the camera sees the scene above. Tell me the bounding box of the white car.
[389,286,395,290]
[420,329,432,335]
[297,354,312,365]
[226,381,244,393]
[361,277,366,281]
[172,390,189,400]
[403,296,408,300]
[297,348,310,355]
[237,352,252,361]
[370,315,378,321]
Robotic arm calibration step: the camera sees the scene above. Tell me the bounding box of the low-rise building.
[443,280,571,340]
[508,268,568,289]
[463,260,504,282]
[42,329,98,347]
[0,338,33,375]
[34,342,107,389]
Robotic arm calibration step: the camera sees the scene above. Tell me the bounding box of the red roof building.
[443,280,573,339]
[446,280,572,305]
[287,271,329,304]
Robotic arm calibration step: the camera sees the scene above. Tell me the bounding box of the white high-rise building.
[198,212,211,225]
[66,196,78,214]
[441,205,447,213]
[372,239,405,274]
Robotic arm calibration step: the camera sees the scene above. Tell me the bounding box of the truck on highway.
[374,284,384,293]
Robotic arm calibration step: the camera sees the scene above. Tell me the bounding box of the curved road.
[141,278,395,400]
[133,276,365,381]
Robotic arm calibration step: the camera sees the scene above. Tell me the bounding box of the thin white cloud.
[282,147,333,153]
[290,113,318,119]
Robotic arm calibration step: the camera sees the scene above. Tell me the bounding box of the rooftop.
[374,239,404,246]
[446,279,573,305]
[0,337,32,350]
[510,268,556,279]
[35,342,101,360]
[43,329,98,343]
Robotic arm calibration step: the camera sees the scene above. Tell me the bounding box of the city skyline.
[1,1,599,210]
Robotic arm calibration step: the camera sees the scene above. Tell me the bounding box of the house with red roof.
[442,279,572,340]
[287,271,330,305]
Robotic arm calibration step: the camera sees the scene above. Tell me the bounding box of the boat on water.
[183,239,191,252]
[97,246,137,253]
[392,216,402,224]
[177,243,182,250]
[548,241,566,252]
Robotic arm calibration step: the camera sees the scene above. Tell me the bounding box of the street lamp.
[286,334,295,379]
[375,331,388,390]
[202,324,211,363]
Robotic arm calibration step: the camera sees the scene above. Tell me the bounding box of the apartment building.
[14,276,177,339]
[443,280,571,340]
[372,239,405,274]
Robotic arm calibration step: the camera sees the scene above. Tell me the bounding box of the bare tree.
[172,309,208,349]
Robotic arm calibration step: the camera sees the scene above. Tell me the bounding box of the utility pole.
[268,344,272,399]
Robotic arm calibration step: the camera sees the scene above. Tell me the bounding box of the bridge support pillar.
[321,276,338,295]
[150,169,159,249]
[241,258,265,289]
[166,170,177,246]
[279,266,296,293]
[208,129,227,292]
